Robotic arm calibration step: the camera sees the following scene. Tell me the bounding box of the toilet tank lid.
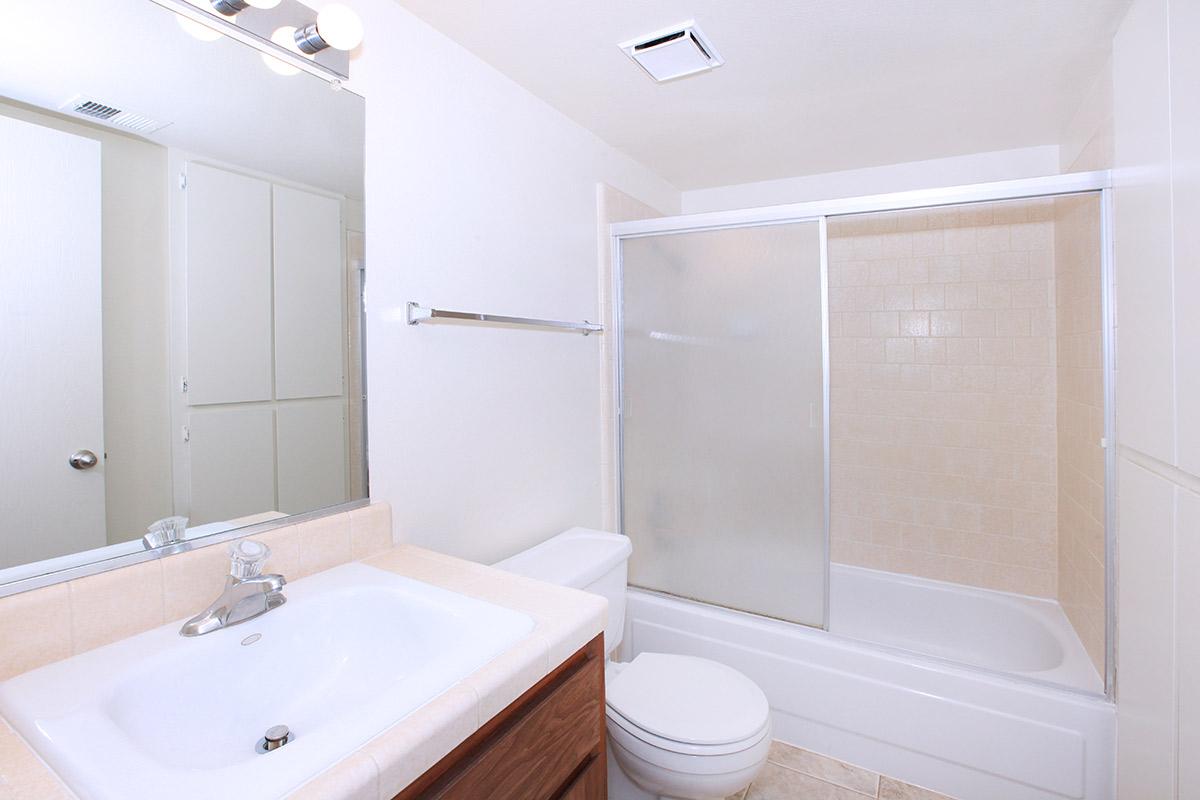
[493,528,631,590]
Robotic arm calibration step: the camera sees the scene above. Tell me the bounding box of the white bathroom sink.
[0,561,533,800]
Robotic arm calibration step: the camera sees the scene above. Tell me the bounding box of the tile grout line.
[762,756,880,799]
[64,581,76,656]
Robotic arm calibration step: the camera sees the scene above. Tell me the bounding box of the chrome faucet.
[180,540,287,637]
[143,515,188,551]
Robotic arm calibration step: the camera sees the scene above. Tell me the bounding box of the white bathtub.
[622,566,1115,800]
[829,564,1102,693]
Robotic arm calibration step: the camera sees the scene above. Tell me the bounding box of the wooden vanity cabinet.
[395,635,607,800]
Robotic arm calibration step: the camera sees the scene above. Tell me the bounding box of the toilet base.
[607,754,658,800]
[608,753,723,800]
[605,730,766,800]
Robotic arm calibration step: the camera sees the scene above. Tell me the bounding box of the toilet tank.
[493,528,632,657]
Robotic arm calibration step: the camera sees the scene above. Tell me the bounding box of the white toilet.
[495,528,772,800]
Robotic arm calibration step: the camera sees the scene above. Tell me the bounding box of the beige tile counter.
[0,540,607,800]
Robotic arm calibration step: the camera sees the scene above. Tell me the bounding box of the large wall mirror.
[0,0,367,589]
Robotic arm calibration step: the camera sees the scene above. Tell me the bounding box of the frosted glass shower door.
[618,221,827,626]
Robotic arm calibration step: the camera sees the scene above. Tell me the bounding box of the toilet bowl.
[494,529,771,800]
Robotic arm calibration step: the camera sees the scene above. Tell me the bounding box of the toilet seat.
[607,705,771,759]
[605,652,771,757]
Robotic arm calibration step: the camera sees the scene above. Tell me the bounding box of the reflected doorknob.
[69,450,99,470]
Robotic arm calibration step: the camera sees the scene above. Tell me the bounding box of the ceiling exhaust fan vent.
[619,22,724,83]
[59,96,172,135]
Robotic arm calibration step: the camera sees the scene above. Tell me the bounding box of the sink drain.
[256,725,293,754]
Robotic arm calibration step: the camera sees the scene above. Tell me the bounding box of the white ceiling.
[0,0,363,198]
[395,0,1130,190]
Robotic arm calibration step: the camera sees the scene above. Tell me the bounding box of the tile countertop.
[0,544,608,800]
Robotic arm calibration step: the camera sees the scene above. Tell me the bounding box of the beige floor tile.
[767,741,879,796]
[878,776,956,800]
[745,762,870,800]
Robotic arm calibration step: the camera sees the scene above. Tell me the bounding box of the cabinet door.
[187,407,276,524]
[276,399,347,514]
[424,643,604,800]
[556,757,606,800]
[273,185,344,400]
[184,163,273,406]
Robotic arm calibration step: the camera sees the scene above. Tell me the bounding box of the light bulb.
[245,0,282,7]
[177,14,223,41]
[315,4,363,51]
[264,26,302,75]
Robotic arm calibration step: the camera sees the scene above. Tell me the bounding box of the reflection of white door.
[0,115,106,568]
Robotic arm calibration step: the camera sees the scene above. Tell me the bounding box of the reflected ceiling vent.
[58,96,172,135]
[619,22,724,83]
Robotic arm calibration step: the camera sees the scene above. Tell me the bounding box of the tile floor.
[726,741,956,800]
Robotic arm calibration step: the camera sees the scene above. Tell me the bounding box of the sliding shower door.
[618,220,827,627]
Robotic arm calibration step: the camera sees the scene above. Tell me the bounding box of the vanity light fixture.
[151,0,361,83]
[211,0,281,15]
[294,4,364,53]
[264,25,306,76]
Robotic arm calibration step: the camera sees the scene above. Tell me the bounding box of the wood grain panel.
[396,635,605,800]
[556,755,606,800]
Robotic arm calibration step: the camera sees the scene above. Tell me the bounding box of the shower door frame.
[610,169,1117,699]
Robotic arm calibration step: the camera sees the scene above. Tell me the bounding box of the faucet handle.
[229,540,271,579]
[143,516,189,550]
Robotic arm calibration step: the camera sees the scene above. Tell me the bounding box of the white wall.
[350,0,679,563]
[680,145,1062,214]
[0,101,173,544]
[99,125,172,543]
[1110,0,1200,797]
[1059,56,1114,173]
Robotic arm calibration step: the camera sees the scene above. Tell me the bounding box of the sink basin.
[0,561,534,799]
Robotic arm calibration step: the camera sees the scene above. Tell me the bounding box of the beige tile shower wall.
[828,201,1059,597]
[1053,195,1106,673]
